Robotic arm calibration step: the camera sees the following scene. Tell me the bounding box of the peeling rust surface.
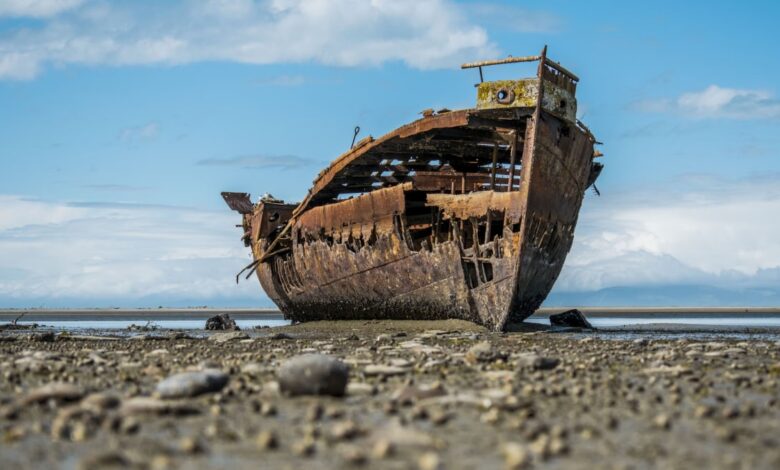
[222,48,603,331]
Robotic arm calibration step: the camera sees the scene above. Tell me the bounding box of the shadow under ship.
[223,48,604,331]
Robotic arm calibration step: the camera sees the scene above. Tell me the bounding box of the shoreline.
[2,306,780,321]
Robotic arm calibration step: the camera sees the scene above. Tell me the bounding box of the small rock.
[429,408,451,426]
[393,382,447,404]
[256,430,279,450]
[653,413,671,430]
[292,437,317,457]
[119,397,199,416]
[80,392,121,412]
[156,369,229,398]
[418,452,441,470]
[502,442,531,469]
[694,405,714,419]
[376,422,437,449]
[268,332,293,340]
[210,331,249,343]
[549,309,593,329]
[51,406,100,441]
[306,403,324,421]
[466,342,507,364]
[346,382,375,396]
[330,420,362,441]
[21,382,84,405]
[371,439,395,459]
[340,444,367,465]
[259,402,277,416]
[278,354,349,397]
[205,313,240,331]
[178,436,207,454]
[77,451,132,470]
[241,362,265,376]
[364,364,409,377]
[516,353,559,371]
[529,434,551,460]
[31,331,56,342]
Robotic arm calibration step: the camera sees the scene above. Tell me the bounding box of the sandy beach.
[1,319,779,469]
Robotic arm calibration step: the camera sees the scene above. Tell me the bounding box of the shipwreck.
[223,47,603,331]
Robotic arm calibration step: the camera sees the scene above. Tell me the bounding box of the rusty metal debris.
[222,46,603,331]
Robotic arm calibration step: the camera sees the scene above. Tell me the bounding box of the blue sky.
[1,0,779,307]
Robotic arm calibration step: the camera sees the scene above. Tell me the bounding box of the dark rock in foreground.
[205,313,240,331]
[549,309,593,329]
[278,354,349,397]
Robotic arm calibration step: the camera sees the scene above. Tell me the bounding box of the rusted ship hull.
[224,48,602,331]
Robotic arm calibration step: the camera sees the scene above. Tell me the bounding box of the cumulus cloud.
[3,174,780,307]
[198,154,318,170]
[634,85,780,119]
[0,0,85,18]
[0,195,264,307]
[0,0,497,80]
[556,174,780,294]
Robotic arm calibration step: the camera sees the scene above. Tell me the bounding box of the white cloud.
[0,0,497,80]
[3,174,780,306]
[557,175,780,292]
[119,122,159,142]
[0,0,85,18]
[0,195,264,306]
[635,85,780,119]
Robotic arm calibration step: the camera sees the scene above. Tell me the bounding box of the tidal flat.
[1,319,780,469]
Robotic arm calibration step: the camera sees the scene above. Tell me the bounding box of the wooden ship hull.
[223,48,603,331]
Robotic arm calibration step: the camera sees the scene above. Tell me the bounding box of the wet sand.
[2,320,780,469]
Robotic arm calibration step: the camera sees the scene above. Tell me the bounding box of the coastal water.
[5,310,780,331]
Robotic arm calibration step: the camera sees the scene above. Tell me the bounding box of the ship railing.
[461,46,578,95]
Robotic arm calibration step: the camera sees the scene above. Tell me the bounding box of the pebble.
[21,382,85,405]
[372,439,395,459]
[256,430,279,450]
[364,364,409,377]
[653,413,672,430]
[155,369,229,398]
[241,362,266,376]
[330,420,362,441]
[292,437,317,456]
[339,444,367,465]
[268,332,293,340]
[516,353,559,371]
[118,397,199,416]
[502,442,531,469]
[278,354,349,397]
[80,392,121,412]
[178,436,207,454]
[209,331,250,343]
[346,382,375,396]
[393,382,447,404]
[466,341,507,364]
[418,452,442,470]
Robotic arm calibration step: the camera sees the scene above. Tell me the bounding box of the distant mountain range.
[544,284,780,307]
